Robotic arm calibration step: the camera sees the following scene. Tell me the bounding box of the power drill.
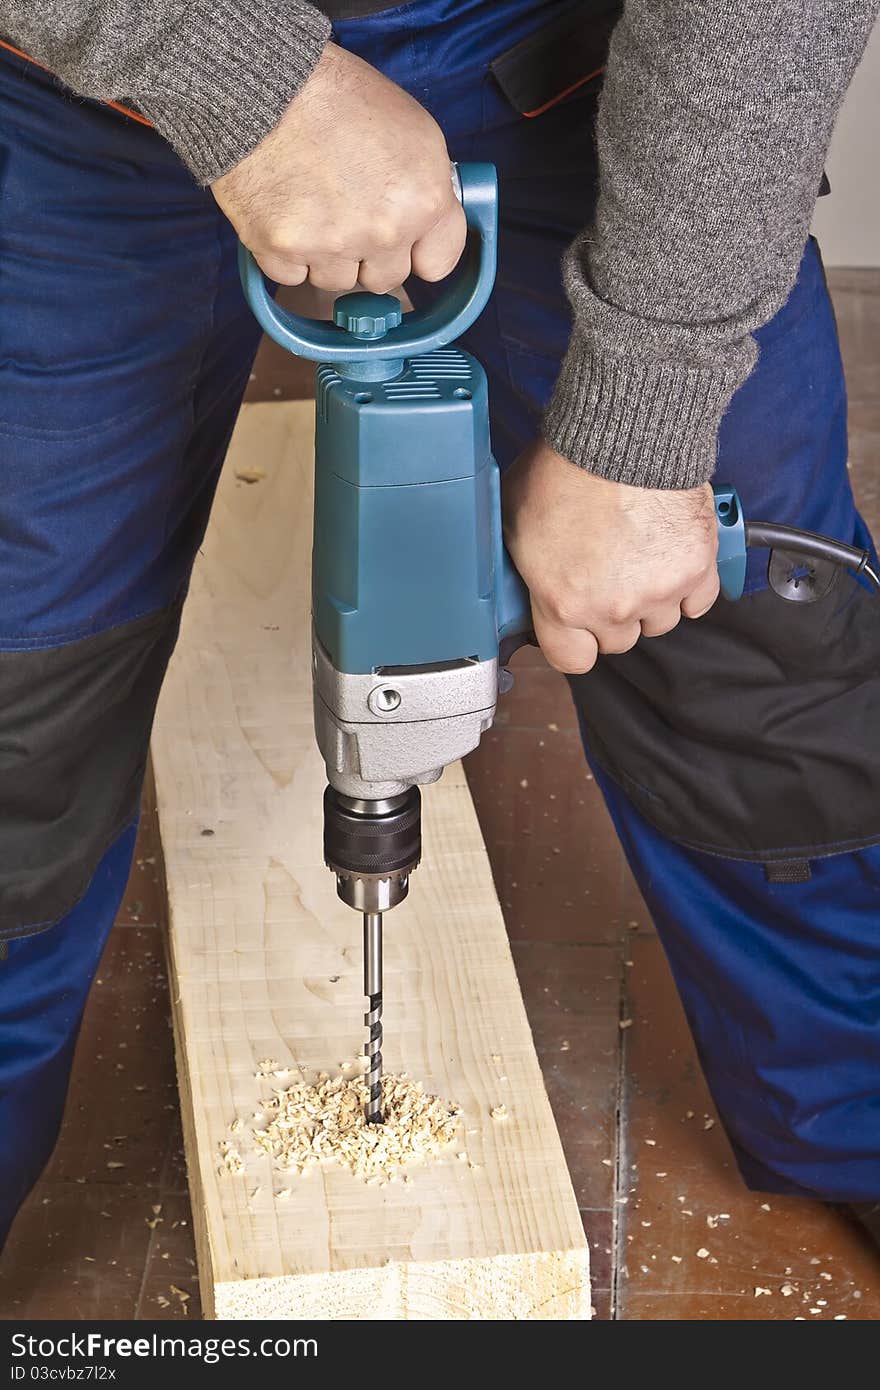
[239,163,879,1123]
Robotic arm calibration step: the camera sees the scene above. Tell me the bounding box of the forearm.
[0,0,331,182]
[545,0,879,490]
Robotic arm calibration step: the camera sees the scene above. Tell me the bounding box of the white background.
[812,20,880,267]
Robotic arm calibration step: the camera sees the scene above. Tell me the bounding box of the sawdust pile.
[248,1072,462,1181]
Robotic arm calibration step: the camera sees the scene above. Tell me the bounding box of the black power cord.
[745,520,880,594]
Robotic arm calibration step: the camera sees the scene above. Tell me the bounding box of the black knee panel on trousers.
[571,574,880,864]
[0,600,183,942]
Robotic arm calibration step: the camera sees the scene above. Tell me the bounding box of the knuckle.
[545,576,593,629]
[369,216,403,251]
[605,597,638,627]
[550,595,587,630]
[262,218,305,258]
[412,176,448,223]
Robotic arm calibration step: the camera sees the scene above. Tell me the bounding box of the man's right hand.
[211,43,467,295]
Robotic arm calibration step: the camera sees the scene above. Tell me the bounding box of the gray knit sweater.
[2,1,878,489]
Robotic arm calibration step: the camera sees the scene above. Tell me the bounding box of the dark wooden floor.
[0,271,877,1321]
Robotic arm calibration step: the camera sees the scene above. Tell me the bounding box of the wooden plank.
[151,401,591,1320]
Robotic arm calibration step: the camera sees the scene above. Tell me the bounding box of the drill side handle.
[238,163,498,363]
[714,485,748,601]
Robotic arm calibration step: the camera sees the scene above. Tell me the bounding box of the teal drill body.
[312,344,503,676]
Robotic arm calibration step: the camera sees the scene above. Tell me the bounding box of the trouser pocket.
[490,0,622,116]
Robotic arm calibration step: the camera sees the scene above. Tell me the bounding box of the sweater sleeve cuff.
[542,328,753,491]
[131,0,332,185]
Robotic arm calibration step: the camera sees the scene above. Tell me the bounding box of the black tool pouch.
[571,573,880,871]
[490,0,623,117]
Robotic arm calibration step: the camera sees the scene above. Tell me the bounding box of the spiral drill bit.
[363,911,384,1123]
[322,789,421,1126]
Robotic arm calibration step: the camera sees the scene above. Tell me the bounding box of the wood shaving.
[490,1104,508,1121]
[249,1072,460,1181]
[170,1285,191,1304]
[218,1139,245,1175]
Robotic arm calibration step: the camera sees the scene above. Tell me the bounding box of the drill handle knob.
[237,163,498,363]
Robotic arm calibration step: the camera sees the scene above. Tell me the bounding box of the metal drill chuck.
[322,786,421,912]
